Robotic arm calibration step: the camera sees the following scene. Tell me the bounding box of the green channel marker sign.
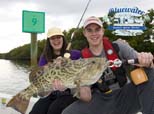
[22,10,45,33]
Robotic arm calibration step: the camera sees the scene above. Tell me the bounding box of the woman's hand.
[52,79,66,91]
[79,86,92,102]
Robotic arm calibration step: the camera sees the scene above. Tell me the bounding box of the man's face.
[83,24,104,46]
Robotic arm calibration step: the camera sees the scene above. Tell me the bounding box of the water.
[0,59,31,95]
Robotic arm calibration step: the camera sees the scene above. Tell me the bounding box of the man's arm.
[114,40,154,68]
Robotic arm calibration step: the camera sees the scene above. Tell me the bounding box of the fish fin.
[73,89,80,99]
[6,93,30,114]
[73,78,81,99]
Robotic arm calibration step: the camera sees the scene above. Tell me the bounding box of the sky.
[0,0,153,53]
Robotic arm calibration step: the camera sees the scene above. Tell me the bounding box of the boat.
[0,92,143,114]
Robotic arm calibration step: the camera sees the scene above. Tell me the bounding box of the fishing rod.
[108,58,154,68]
[64,0,92,58]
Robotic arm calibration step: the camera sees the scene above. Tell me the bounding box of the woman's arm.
[38,54,47,66]
[70,50,81,60]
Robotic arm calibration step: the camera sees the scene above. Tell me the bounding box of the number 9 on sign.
[32,17,37,25]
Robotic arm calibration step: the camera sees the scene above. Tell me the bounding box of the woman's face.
[49,35,63,52]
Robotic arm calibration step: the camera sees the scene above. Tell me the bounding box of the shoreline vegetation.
[0,40,45,60]
[0,9,154,60]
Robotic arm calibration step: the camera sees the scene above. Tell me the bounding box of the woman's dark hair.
[42,37,67,62]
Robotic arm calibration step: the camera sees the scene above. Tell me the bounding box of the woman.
[29,27,81,114]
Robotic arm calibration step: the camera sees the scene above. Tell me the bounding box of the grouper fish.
[6,57,108,114]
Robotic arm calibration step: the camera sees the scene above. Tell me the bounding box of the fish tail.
[6,92,31,114]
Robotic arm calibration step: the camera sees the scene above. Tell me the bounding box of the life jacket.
[81,37,127,87]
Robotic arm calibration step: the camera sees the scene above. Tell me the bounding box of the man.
[62,16,154,114]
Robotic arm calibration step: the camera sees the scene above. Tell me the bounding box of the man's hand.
[79,86,92,102]
[137,52,154,68]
